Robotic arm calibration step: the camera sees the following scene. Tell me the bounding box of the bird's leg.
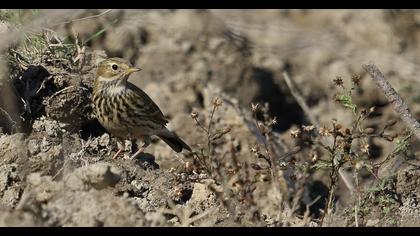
[129,136,151,160]
[112,140,125,159]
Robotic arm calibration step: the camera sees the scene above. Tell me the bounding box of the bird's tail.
[157,129,192,153]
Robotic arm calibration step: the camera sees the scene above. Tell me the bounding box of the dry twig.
[362,64,420,141]
[282,72,319,129]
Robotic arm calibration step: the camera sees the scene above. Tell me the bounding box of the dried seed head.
[361,143,370,154]
[302,125,315,132]
[319,127,331,136]
[270,117,278,125]
[351,74,361,86]
[279,162,287,169]
[345,128,351,135]
[333,76,344,86]
[251,103,260,113]
[213,97,223,107]
[290,129,300,138]
[250,144,260,153]
[190,110,199,119]
[335,123,342,130]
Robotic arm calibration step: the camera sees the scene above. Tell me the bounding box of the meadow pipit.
[92,58,191,159]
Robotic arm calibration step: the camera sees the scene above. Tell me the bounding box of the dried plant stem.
[282,72,319,129]
[325,166,339,217]
[282,71,355,194]
[207,103,218,168]
[354,169,361,227]
[319,138,340,226]
[362,64,420,141]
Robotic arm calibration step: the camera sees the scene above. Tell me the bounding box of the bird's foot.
[128,139,150,160]
[129,149,143,160]
[112,148,124,159]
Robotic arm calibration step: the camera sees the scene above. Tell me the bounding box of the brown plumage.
[92,58,191,159]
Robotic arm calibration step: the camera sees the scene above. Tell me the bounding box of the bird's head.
[96,58,142,83]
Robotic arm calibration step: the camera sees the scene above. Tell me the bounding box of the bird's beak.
[126,67,142,75]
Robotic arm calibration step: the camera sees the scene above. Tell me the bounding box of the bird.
[92,57,192,160]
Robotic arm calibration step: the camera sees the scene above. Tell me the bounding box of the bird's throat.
[95,77,128,97]
[106,84,126,96]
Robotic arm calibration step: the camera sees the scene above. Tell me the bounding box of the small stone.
[98,133,110,147]
[28,139,41,156]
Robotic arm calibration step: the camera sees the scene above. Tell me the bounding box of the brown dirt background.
[0,9,419,226]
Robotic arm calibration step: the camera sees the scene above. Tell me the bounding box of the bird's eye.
[112,64,118,70]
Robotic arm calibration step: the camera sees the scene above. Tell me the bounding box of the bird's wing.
[126,82,168,126]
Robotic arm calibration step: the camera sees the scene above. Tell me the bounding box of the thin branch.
[282,72,319,129]
[362,64,420,141]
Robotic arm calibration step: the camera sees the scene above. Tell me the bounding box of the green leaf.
[338,92,357,115]
[311,160,332,170]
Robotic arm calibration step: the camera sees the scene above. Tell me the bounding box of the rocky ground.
[0,9,419,226]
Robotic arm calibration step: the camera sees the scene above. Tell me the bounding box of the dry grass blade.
[51,9,113,26]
